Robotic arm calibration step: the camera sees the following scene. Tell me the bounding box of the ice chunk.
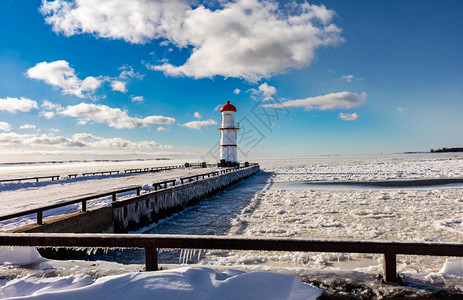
[0,247,46,266]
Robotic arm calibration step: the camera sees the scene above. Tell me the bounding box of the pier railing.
[0,165,258,226]
[0,186,142,225]
[0,233,461,283]
[0,165,185,184]
[0,175,60,183]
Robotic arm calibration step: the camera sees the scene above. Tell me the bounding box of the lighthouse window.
[226,114,230,117]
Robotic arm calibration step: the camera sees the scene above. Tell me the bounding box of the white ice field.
[1,153,463,298]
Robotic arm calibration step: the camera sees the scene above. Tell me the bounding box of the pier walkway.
[0,167,219,219]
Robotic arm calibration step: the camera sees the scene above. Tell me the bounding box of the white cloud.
[341,74,363,82]
[110,80,127,93]
[118,65,144,80]
[0,122,12,132]
[397,107,405,113]
[110,66,144,93]
[0,131,171,150]
[0,132,83,147]
[40,111,56,119]
[59,103,175,129]
[182,119,217,130]
[262,91,366,111]
[193,112,201,119]
[258,82,277,100]
[338,112,359,121]
[42,100,63,111]
[233,88,241,95]
[49,128,60,133]
[0,97,38,113]
[214,104,222,112]
[41,0,342,81]
[157,126,166,132]
[26,60,103,98]
[341,74,354,82]
[131,96,144,103]
[72,132,100,141]
[19,124,36,130]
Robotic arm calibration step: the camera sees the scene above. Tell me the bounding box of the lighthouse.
[219,101,239,166]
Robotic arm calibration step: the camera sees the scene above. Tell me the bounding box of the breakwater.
[113,165,259,232]
[13,165,259,233]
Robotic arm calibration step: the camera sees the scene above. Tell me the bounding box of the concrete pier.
[12,165,260,233]
[113,165,259,232]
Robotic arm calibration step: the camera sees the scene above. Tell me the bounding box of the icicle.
[179,249,184,264]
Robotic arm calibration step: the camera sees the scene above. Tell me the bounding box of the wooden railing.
[0,165,185,184]
[152,179,176,190]
[82,170,120,176]
[0,165,259,226]
[0,175,60,183]
[0,233,460,283]
[0,186,141,225]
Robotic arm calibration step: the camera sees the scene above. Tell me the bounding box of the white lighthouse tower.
[219,101,239,166]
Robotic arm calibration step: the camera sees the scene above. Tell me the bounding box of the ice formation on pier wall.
[113,166,259,230]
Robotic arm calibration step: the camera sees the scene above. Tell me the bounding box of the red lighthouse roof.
[220,101,237,112]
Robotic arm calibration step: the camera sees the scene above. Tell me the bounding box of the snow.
[1,154,463,297]
[0,247,45,266]
[0,267,321,300]
[438,258,463,277]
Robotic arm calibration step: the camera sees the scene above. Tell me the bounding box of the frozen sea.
[1,153,463,297]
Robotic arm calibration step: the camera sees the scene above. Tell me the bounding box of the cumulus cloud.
[42,100,63,111]
[262,91,366,111]
[0,122,12,132]
[40,111,56,119]
[110,80,127,93]
[193,112,201,119]
[59,103,175,129]
[182,119,217,130]
[338,112,359,121]
[0,131,170,149]
[233,88,241,95]
[26,60,103,98]
[110,66,144,93]
[131,95,144,103]
[0,97,38,113]
[157,126,166,132]
[41,0,343,81]
[19,124,36,130]
[341,74,363,82]
[258,82,277,100]
[0,132,83,147]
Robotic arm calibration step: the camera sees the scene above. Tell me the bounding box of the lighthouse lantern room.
[219,101,239,166]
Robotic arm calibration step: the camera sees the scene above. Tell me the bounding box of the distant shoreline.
[430,147,463,153]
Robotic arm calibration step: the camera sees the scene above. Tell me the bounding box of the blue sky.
[0,0,462,162]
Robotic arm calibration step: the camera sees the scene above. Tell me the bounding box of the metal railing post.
[36,211,43,225]
[383,254,397,283]
[145,247,158,271]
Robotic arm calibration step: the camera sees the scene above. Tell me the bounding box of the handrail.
[152,179,176,190]
[0,165,258,226]
[0,185,141,225]
[0,233,460,283]
[0,175,60,183]
[0,165,184,184]
[82,170,119,176]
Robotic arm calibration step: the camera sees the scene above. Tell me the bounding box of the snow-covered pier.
[5,165,259,233]
[113,165,260,232]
